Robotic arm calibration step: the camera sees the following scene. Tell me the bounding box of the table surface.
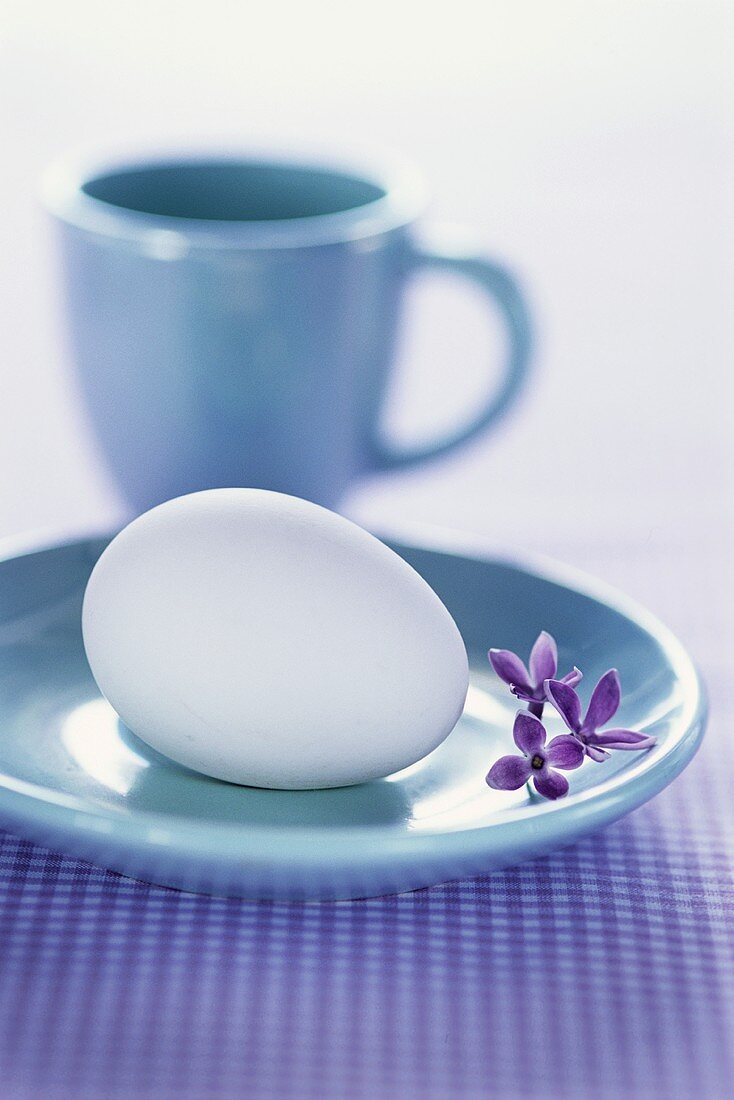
[1,3,733,1097]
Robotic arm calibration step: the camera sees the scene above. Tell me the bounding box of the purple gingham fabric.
[0,661,730,1100]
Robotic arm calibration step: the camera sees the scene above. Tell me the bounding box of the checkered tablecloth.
[0,540,730,1100]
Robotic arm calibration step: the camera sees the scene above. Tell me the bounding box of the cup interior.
[81,160,386,222]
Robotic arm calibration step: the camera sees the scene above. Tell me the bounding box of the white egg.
[82,489,469,789]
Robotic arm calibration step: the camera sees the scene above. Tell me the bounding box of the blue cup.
[43,150,531,511]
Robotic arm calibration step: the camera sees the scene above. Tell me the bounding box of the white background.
[0,1,732,649]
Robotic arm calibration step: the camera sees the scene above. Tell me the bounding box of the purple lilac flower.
[489,631,582,717]
[486,711,585,800]
[545,669,656,761]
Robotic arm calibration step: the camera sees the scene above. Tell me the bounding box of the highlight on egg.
[82,489,469,790]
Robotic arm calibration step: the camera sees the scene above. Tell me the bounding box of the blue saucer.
[0,531,706,900]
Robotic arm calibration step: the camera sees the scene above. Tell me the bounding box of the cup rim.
[40,145,428,251]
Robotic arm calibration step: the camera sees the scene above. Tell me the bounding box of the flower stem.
[528,700,544,719]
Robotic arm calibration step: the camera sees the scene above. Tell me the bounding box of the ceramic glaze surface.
[81,490,469,789]
[43,151,531,511]
[0,532,706,899]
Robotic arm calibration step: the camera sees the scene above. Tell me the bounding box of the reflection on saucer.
[61,698,150,797]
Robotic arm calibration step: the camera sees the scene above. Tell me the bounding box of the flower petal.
[533,767,569,800]
[591,728,656,751]
[528,631,558,687]
[513,711,546,755]
[488,649,532,691]
[586,744,610,762]
[545,679,582,732]
[582,669,621,733]
[560,666,583,689]
[546,734,585,770]
[486,754,532,790]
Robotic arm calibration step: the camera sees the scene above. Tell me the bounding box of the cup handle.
[369,228,532,471]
